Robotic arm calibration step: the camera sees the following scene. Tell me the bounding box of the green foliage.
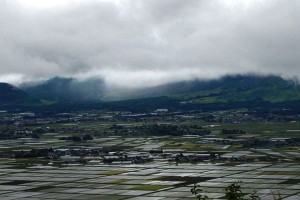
[250,191,261,200]
[191,184,210,200]
[191,182,262,200]
[224,182,244,200]
[71,136,81,142]
[82,134,93,141]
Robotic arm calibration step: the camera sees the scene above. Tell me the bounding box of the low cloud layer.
[0,0,300,87]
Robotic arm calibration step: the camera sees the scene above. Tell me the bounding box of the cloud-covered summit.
[0,0,300,87]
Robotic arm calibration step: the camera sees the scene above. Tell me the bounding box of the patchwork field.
[0,111,300,199]
[0,160,299,199]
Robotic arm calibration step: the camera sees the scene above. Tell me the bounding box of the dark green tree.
[191,184,210,200]
[82,134,93,141]
[191,182,261,200]
[225,182,244,200]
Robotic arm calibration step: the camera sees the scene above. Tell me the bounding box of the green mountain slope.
[13,74,300,105]
[170,75,300,103]
[0,83,38,105]
[103,75,300,103]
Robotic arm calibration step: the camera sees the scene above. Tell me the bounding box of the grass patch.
[154,176,214,187]
[132,185,170,191]
[282,179,300,184]
[40,99,57,105]
[3,180,32,185]
[161,143,181,149]
[220,162,240,167]
[26,186,55,192]
[99,170,127,175]
[109,179,129,184]
[181,143,198,150]
[261,171,300,175]
[199,97,227,103]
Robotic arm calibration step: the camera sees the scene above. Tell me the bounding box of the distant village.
[0,108,299,167]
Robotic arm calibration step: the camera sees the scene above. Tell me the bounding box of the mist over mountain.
[14,74,300,105]
[103,74,300,103]
[21,77,105,102]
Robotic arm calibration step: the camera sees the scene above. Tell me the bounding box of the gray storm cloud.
[0,0,300,87]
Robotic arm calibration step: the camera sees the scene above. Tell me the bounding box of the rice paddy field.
[0,131,298,199]
[0,160,299,199]
[0,115,300,199]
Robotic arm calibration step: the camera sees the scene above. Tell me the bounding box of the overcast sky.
[0,0,300,87]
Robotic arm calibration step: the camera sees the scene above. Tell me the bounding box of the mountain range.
[1,75,300,107]
[101,75,300,103]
